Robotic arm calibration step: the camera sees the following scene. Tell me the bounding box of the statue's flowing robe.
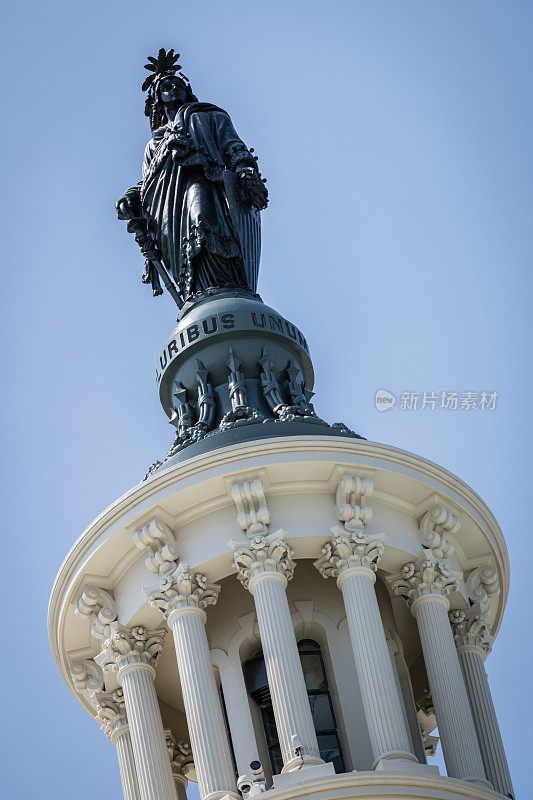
[138,102,259,300]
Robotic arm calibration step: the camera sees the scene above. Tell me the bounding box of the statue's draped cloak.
[139,101,258,299]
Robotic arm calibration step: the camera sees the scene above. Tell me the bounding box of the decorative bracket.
[466,565,499,616]
[336,475,373,532]
[419,505,459,559]
[133,517,179,575]
[75,586,118,640]
[231,477,270,537]
[70,658,105,696]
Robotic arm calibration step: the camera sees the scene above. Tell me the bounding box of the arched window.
[244,639,345,775]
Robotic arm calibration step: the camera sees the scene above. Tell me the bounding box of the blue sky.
[1,2,531,797]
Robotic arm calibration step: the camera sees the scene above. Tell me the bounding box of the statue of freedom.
[116,49,268,308]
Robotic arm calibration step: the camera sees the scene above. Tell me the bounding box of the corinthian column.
[94,688,141,800]
[315,527,417,769]
[450,605,514,798]
[71,660,141,800]
[96,623,177,800]
[146,564,238,800]
[231,531,324,773]
[392,557,489,787]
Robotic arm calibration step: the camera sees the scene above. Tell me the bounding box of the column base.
[374,760,440,777]
[273,762,335,787]
[372,750,418,771]
[206,793,241,800]
[463,777,493,790]
[280,755,326,774]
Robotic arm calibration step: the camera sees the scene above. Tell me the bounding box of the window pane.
[317,733,344,773]
[308,693,335,731]
[244,655,268,695]
[260,704,279,748]
[300,653,327,691]
[269,744,283,775]
[298,639,320,652]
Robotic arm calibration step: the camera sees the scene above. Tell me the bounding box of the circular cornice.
[48,435,509,688]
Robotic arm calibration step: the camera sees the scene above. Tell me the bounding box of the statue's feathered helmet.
[142,48,197,131]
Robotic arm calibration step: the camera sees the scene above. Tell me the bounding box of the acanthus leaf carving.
[391,555,461,607]
[165,731,194,782]
[231,477,270,537]
[92,688,127,739]
[314,527,385,580]
[230,530,295,590]
[95,622,167,673]
[145,562,220,620]
[449,607,492,654]
[75,585,118,640]
[133,517,180,575]
[447,564,499,653]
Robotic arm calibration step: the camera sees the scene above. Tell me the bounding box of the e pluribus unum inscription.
[156,310,309,383]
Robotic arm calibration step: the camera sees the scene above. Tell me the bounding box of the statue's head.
[142,48,197,131]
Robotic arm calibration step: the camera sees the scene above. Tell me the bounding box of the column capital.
[230,530,295,591]
[391,555,461,611]
[95,622,166,676]
[314,527,385,583]
[93,688,129,742]
[75,585,118,641]
[449,608,493,656]
[165,731,194,785]
[145,562,220,623]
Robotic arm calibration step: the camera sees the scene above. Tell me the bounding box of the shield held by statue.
[223,168,261,294]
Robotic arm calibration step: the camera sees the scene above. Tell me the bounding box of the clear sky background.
[1,1,531,797]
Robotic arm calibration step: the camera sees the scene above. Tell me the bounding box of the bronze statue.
[116,49,268,308]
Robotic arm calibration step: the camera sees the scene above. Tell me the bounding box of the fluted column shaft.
[250,572,322,772]
[339,567,416,767]
[386,637,427,764]
[112,724,142,800]
[169,606,237,800]
[118,663,177,800]
[412,596,487,784]
[458,645,514,797]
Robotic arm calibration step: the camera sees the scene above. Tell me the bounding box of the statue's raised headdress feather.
[142,48,196,131]
[141,48,187,92]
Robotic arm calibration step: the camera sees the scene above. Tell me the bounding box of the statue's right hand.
[116,191,140,220]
